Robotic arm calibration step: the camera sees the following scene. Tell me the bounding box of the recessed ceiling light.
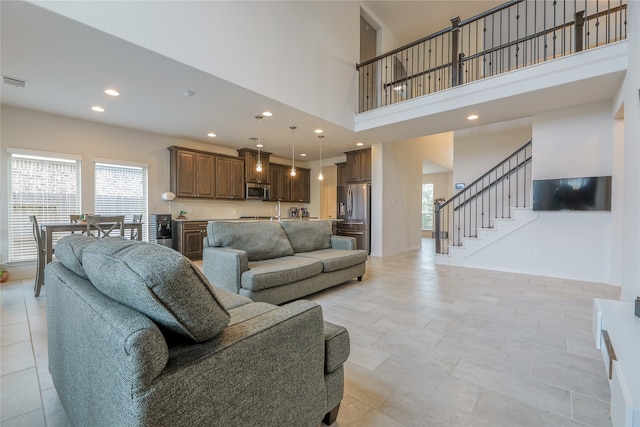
[207,132,216,137]
[104,89,119,96]
[301,153,307,157]
[262,111,272,117]
[356,142,364,146]
[183,90,195,97]
[314,129,323,134]
[256,144,263,148]
[91,106,105,112]
[467,114,479,120]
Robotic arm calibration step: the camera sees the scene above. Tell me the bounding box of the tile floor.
[1,239,620,426]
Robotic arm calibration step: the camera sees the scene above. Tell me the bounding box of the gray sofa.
[45,235,349,427]
[203,220,367,305]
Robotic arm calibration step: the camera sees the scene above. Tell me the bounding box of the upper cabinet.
[215,155,245,200]
[168,147,215,199]
[168,146,244,200]
[291,167,311,203]
[345,148,371,183]
[237,148,271,184]
[270,163,310,203]
[336,162,347,186]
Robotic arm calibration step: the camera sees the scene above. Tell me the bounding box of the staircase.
[436,206,538,266]
[434,140,535,265]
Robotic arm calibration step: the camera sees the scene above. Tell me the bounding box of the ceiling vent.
[2,75,27,88]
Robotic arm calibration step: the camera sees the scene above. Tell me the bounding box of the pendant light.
[317,135,324,181]
[290,126,297,177]
[255,114,263,172]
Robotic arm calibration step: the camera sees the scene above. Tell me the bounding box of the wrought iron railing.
[434,140,532,255]
[357,0,627,113]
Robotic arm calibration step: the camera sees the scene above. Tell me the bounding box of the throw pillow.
[82,237,230,342]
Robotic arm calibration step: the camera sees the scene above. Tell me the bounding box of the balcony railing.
[356,0,627,113]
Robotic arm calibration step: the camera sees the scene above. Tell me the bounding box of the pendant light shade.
[290,126,297,177]
[255,114,263,172]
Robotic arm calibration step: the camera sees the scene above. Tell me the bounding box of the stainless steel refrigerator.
[337,183,371,254]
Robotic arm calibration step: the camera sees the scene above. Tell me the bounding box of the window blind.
[94,162,148,241]
[8,152,81,262]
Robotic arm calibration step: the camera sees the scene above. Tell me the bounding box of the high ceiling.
[0,1,624,163]
[0,1,512,161]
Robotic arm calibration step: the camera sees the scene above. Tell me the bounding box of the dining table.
[40,221,144,264]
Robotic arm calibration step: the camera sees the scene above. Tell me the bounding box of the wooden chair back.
[130,214,143,240]
[29,215,46,296]
[85,215,125,238]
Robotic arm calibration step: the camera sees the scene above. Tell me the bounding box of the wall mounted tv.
[532,176,612,211]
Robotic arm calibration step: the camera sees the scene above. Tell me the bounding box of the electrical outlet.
[533,250,541,258]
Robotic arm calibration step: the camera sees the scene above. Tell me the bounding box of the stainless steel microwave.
[246,183,270,200]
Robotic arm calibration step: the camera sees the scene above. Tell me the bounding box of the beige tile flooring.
[1,239,620,426]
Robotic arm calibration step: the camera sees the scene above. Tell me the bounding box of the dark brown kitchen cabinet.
[237,148,270,184]
[172,221,208,260]
[336,162,347,186]
[215,156,245,199]
[345,148,371,183]
[269,163,309,202]
[291,167,310,203]
[168,147,215,198]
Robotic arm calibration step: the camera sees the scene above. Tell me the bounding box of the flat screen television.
[532,176,612,211]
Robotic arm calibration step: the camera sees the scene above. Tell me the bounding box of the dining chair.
[130,214,143,240]
[86,215,125,238]
[69,214,87,234]
[29,215,46,297]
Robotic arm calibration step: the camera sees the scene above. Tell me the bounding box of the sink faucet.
[275,200,281,221]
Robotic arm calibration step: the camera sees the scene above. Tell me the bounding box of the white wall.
[453,124,532,192]
[0,106,310,266]
[614,0,640,301]
[463,102,615,283]
[423,172,452,201]
[33,1,360,130]
[374,132,453,256]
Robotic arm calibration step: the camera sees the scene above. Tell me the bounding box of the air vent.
[2,76,27,88]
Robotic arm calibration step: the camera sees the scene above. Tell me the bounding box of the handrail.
[452,156,532,212]
[356,0,627,113]
[357,27,453,69]
[440,140,532,210]
[434,140,533,254]
[458,0,525,26]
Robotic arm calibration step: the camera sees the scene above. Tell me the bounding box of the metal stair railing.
[434,140,532,255]
[356,0,627,113]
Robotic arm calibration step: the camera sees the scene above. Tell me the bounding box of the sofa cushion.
[280,220,332,253]
[82,237,230,342]
[241,256,323,291]
[207,221,294,261]
[295,249,368,273]
[53,234,99,278]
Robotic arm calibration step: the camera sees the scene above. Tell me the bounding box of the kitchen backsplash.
[166,199,309,220]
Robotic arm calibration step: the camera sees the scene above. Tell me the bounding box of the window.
[422,183,434,231]
[8,149,81,262]
[94,160,148,241]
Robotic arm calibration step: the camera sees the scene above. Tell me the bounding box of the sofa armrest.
[323,321,350,373]
[330,235,357,250]
[151,300,332,426]
[202,246,248,294]
[45,262,169,424]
